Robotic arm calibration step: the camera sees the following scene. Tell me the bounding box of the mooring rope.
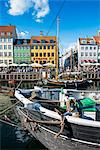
[0,118,20,128]
[0,101,20,116]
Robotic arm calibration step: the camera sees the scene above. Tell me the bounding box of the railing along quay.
[0,72,43,81]
[83,71,100,80]
[0,71,100,81]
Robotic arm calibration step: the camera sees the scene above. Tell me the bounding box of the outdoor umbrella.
[0,63,7,67]
[19,63,28,67]
[8,63,18,67]
[43,63,55,67]
[30,63,43,67]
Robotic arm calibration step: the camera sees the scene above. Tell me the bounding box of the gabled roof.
[0,26,16,32]
[93,36,100,44]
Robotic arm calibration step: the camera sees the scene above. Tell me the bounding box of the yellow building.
[30,32,58,76]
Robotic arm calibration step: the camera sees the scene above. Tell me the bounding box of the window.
[9,60,12,63]
[36,61,38,63]
[81,47,84,50]
[41,40,45,43]
[43,61,46,64]
[8,45,11,49]
[40,61,42,64]
[90,40,95,44]
[90,47,92,50]
[50,40,54,43]
[52,60,54,64]
[0,45,2,49]
[0,60,3,63]
[8,38,12,42]
[33,40,37,43]
[52,53,54,56]
[4,52,7,56]
[51,46,54,49]
[85,52,88,56]
[31,53,34,57]
[81,52,84,56]
[98,53,100,56]
[85,47,88,50]
[81,40,87,44]
[17,40,21,45]
[48,53,50,57]
[27,46,30,49]
[4,45,7,49]
[44,46,46,49]
[40,46,42,49]
[40,53,42,57]
[36,53,38,57]
[48,46,50,49]
[0,52,3,56]
[7,32,10,36]
[1,32,4,36]
[4,39,6,42]
[36,46,38,49]
[0,38,2,42]
[31,45,34,49]
[89,52,92,56]
[23,40,27,44]
[44,53,46,57]
[94,52,96,56]
[94,47,96,50]
[4,60,7,64]
[8,52,12,56]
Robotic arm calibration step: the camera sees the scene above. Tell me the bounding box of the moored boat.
[14,89,100,150]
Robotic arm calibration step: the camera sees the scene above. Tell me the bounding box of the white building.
[93,36,100,63]
[78,37,98,65]
[0,26,17,65]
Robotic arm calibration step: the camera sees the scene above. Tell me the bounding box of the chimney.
[40,31,43,36]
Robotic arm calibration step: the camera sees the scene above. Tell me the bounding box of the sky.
[0,0,100,54]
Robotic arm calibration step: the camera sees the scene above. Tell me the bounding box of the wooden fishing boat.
[42,79,65,87]
[42,79,92,89]
[14,89,100,150]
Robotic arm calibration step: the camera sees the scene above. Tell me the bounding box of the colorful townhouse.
[0,25,17,64]
[30,32,58,69]
[78,37,98,65]
[13,39,31,64]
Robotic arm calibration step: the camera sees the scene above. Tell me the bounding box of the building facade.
[78,37,98,65]
[0,25,17,64]
[30,32,58,69]
[13,39,31,64]
[93,36,100,63]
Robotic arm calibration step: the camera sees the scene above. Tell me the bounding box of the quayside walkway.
[0,71,100,81]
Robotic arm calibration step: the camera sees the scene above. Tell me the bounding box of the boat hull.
[16,107,100,150]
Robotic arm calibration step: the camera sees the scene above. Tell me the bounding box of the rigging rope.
[46,0,65,36]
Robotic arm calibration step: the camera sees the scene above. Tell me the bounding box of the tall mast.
[57,16,60,74]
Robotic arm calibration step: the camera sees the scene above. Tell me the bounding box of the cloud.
[8,0,50,22]
[8,0,32,16]
[35,18,43,23]
[66,42,77,51]
[16,29,29,38]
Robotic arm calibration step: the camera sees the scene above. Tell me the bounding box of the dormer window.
[23,40,27,44]
[81,40,87,44]
[17,40,21,45]
[41,40,45,43]
[90,40,95,44]
[50,39,55,43]
[33,40,37,43]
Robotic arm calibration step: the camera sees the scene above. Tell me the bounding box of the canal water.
[0,81,100,150]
